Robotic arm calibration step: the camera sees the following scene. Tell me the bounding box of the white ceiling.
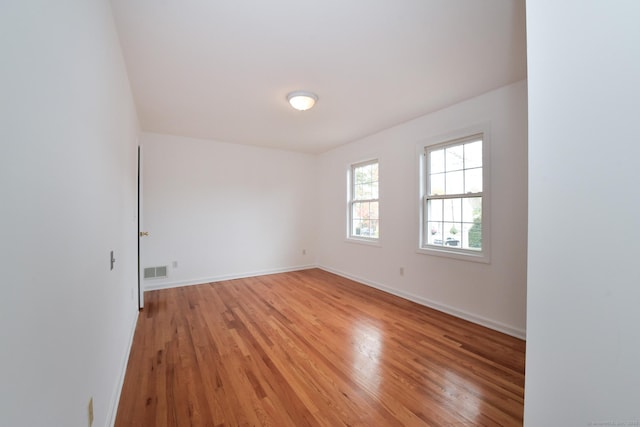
[110,0,527,154]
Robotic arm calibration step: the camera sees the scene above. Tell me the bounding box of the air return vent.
[144,266,167,279]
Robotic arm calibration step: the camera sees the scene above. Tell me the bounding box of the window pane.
[430,149,445,174]
[369,201,379,220]
[353,162,379,201]
[429,173,445,196]
[443,198,461,222]
[369,219,379,238]
[446,170,463,195]
[464,140,482,169]
[443,222,462,247]
[360,164,369,183]
[353,220,362,236]
[464,168,482,193]
[359,220,371,236]
[357,165,365,184]
[354,219,374,237]
[362,183,372,199]
[446,145,464,171]
[361,220,372,236]
[462,197,482,223]
[370,163,379,182]
[354,202,369,221]
[352,201,379,238]
[427,221,443,245]
[352,203,361,221]
[428,199,443,221]
[354,163,375,185]
[465,221,482,250]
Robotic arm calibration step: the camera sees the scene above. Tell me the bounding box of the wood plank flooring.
[115,269,525,426]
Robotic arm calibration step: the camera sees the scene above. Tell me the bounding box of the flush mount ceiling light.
[287,91,318,111]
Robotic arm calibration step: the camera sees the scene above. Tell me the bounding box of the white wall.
[525,2,640,425]
[0,2,139,427]
[316,81,528,338]
[140,132,317,289]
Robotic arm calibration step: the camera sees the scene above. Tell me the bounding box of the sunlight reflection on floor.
[351,319,384,393]
[443,369,481,422]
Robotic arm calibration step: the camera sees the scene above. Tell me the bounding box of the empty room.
[2,1,639,427]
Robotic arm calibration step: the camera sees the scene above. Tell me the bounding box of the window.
[420,132,489,261]
[349,160,379,240]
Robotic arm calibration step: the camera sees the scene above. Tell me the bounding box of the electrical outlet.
[172,261,178,268]
[399,267,404,276]
[88,397,94,427]
[302,249,306,255]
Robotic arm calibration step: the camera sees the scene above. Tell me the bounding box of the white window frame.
[417,125,491,263]
[347,159,380,245]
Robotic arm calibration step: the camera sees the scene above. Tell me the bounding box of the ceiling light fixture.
[287,91,318,111]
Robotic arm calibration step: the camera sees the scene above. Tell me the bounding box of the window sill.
[345,237,382,247]
[416,246,490,264]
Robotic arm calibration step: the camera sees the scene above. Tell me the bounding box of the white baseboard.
[106,307,139,427]
[318,265,526,340]
[144,264,317,291]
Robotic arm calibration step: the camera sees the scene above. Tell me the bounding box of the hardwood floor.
[115,269,525,426]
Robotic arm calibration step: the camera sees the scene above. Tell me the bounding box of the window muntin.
[350,160,379,239]
[424,136,483,252]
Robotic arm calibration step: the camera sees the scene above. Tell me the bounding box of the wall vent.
[144,266,168,279]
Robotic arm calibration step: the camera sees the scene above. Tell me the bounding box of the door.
[137,145,145,309]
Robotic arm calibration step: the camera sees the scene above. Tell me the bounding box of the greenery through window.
[350,160,379,239]
[424,136,483,251]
